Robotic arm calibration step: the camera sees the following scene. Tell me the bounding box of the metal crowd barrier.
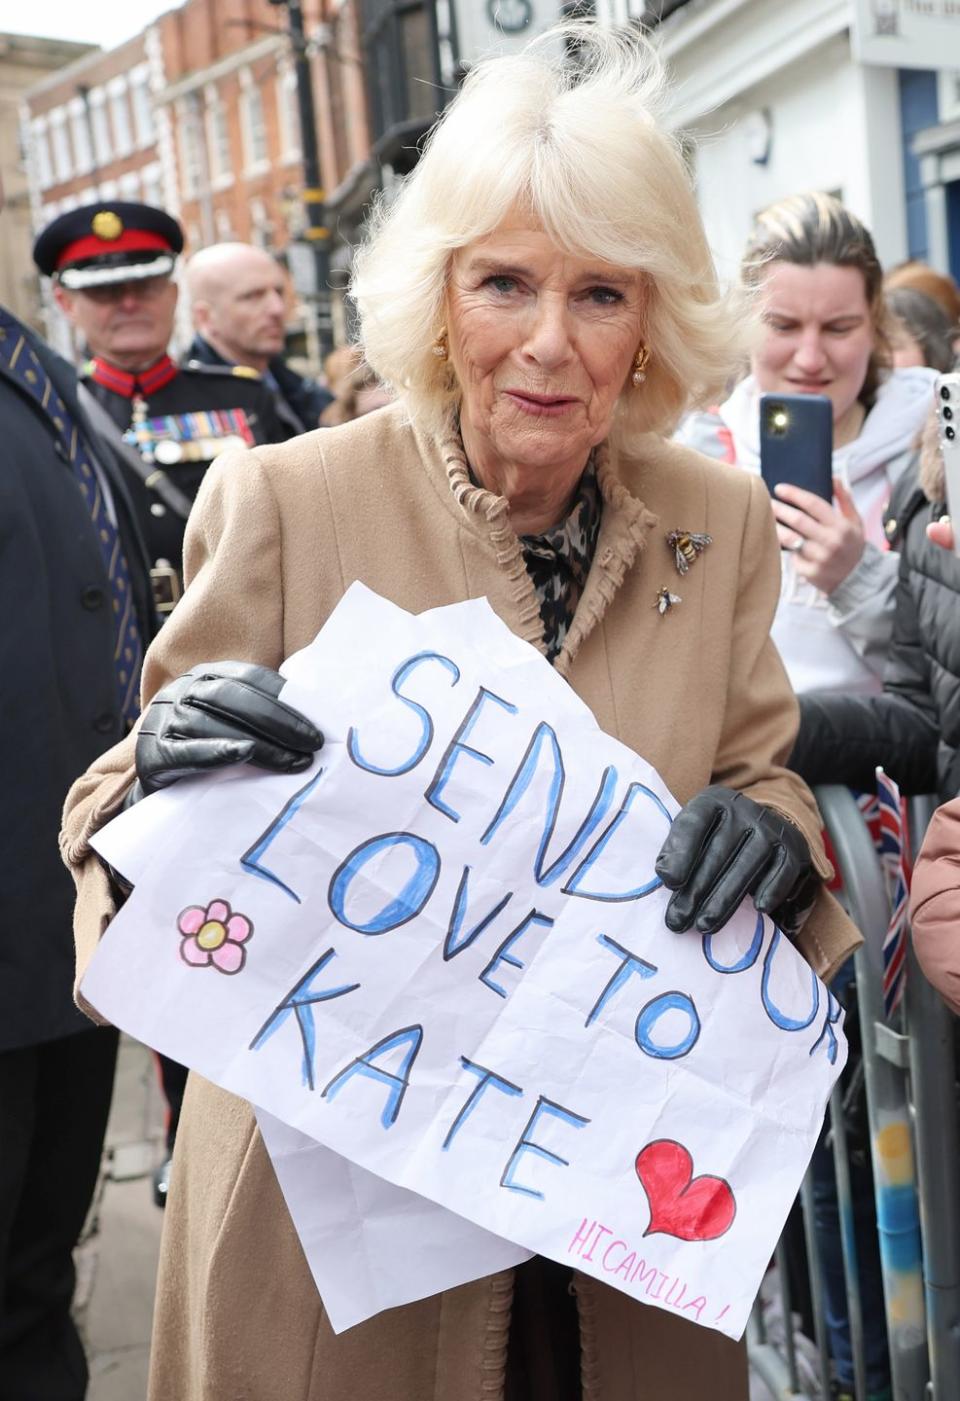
[747,787,960,1401]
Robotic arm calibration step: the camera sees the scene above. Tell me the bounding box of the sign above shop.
[853,0,960,71]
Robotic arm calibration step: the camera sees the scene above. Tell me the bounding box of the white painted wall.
[685,35,907,283]
[658,0,908,286]
[688,36,861,281]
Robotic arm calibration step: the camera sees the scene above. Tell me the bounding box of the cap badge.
[91,211,123,241]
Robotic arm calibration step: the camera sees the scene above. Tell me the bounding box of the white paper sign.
[84,584,846,1340]
[93,612,530,1326]
[256,1110,530,1332]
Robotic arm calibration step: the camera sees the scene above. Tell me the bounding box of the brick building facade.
[22,32,167,354]
[22,0,377,360]
[1,31,94,329]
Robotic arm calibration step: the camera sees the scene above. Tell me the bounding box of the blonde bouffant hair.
[351,22,747,450]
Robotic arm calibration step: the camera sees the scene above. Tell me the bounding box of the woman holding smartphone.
[678,192,935,697]
[679,192,937,1401]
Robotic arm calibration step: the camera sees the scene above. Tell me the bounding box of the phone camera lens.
[947,425,957,441]
[945,406,955,421]
[941,385,952,401]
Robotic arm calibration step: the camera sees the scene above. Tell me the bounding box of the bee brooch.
[666,529,712,576]
[655,587,682,615]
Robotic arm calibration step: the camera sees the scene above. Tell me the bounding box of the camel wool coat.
[62,403,860,1401]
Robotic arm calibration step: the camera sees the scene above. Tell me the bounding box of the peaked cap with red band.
[33,201,184,290]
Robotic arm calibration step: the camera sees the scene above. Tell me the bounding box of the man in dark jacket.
[184,241,333,433]
[0,285,155,1398]
[33,202,298,1207]
[789,415,955,799]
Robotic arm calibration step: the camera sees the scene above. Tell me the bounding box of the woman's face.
[889,319,926,369]
[752,261,876,424]
[445,218,644,475]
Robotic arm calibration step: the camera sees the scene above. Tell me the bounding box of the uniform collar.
[88,354,178,397]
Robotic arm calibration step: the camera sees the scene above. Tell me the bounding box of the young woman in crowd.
[887,286,956,372]
[885,259,960,355]
[677,193,935,698]
[678,194,939,1401]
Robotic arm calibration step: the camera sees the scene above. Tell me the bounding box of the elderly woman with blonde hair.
[62,24,857,1401]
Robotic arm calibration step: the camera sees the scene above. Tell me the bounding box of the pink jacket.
[910,798,960,1014]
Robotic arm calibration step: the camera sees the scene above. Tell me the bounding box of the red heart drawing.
[635,1139,737,1242]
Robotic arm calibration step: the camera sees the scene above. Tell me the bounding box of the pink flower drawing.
[177,899,253,974]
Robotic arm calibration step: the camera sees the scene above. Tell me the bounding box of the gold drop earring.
[632,345,651,386]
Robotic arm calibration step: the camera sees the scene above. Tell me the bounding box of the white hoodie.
[676,367,936,696]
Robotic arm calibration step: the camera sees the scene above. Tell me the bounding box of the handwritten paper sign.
[84,584,846,1340]
[257,1112,530,1331]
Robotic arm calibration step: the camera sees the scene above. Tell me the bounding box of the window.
[49,109,72,183]
[362,0,448,150]
[68,97,93,174]
[240,69,269,171]
[141,161,163,208]
[204,85,233,186]
[176,97,203,198]
[31,118,53,189]
[939,69,960,124]
[108,77,133,157]
[398,7,435,124]
[215,206,235,241]
[249,197,274,249]
[130,65,155,146]
[277,62,300,162]
[89,89,112,167]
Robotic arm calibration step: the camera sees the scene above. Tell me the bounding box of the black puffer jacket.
[790,443,960,801]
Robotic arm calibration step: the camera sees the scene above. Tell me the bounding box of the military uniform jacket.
[0,310,155,1050]
[83,359,296,586]
[185,333,334,433]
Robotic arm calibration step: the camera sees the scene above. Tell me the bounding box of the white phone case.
[936,372,960,559]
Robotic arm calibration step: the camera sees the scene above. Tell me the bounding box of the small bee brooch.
[655,587,682,616]
[667,529,712,576]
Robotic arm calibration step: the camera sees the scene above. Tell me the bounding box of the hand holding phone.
[758,392,865,592]
[771,479,866,594]
[935,372,960,559]
[759,393,834,501]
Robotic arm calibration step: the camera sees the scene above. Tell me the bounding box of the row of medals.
[124,393,249,467]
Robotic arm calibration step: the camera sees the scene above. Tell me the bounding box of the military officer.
[34,201,296,617]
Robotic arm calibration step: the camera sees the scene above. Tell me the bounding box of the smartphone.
[936,372,960,559]
[759,393,834,502]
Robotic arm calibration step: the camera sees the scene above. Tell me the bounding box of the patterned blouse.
[519,461,603,663]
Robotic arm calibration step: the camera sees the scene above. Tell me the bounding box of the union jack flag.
[875,768,911,1017]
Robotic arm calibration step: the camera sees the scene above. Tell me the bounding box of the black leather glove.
[133,660,324,797]
[654,785,819,936]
